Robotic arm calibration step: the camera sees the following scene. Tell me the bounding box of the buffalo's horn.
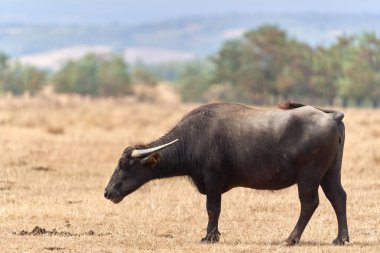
[131,139,179,158]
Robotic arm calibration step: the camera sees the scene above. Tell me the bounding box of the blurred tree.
[97,55,131,96]
[310,46,341,105]
[131,67,158,86]
[356,32,380,107]
[332,36,359,107]
[136,62,189,81]
[334,35,379,107]
[0,52,7,71]
[214,25,313,104]
[177,60,215,102]
[54,55,99,96]
[212,39,243,86]
[0,52,9,93]
[53,53,131,96]
[276,40,313,102]
[212,26,380,106]
[239,25,290,103]
[2,62,46,95]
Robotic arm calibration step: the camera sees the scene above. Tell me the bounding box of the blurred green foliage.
[200,25,380,106]
[1,25,380,107]
[177,59,215,102]
[53,54,131,96]
[131,67,158,86]
[0,53,46,95]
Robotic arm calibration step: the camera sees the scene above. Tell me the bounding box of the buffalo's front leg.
[201,194,221,243]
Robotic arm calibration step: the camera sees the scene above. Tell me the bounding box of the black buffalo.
[104,102,349,245]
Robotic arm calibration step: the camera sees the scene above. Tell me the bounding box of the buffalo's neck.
[146,137,188,180]
[151,159,187,179]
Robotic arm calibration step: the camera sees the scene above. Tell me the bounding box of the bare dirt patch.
[13,226,109,237]
[66,200,81,205]
[30,166,53,172]
[44,247,65,251]
[46,126,65,135]
[0,180,13,191]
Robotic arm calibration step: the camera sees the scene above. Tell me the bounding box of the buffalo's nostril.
[104,190,109,199]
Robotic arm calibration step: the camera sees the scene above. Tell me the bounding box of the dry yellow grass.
[0,96,379,253]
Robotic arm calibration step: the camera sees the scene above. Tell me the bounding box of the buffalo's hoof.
[283,237,299,246]
[333,235,349,245]
[201,232,220,243]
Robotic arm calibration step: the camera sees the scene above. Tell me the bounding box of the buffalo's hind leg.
[201,193,221,243]
[321,120,349,245]
[284,180,320,246]
[321,171,349,245]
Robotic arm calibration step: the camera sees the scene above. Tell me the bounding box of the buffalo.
[104,102,349,245]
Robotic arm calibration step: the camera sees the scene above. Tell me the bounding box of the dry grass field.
[0,95,379,253]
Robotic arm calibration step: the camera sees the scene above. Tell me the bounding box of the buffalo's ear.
[141,152,160,165]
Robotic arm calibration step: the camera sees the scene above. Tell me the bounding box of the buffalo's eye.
[118,158,129,170]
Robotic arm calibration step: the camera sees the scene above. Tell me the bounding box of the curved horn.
[131,139,179,158]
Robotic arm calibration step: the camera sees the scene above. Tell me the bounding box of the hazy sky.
[1,0,380,25]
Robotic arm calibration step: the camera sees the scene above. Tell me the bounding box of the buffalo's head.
[104,139,178,203]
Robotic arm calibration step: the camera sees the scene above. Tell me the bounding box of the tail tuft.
[332,112,345,122]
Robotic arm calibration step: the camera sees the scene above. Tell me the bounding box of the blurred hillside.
[2,13,380,62]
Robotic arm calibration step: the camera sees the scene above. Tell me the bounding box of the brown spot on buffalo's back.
[278,101,306,110]
[278,101,291,109]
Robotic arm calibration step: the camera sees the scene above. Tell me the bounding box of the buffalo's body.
[105,102,349,245]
